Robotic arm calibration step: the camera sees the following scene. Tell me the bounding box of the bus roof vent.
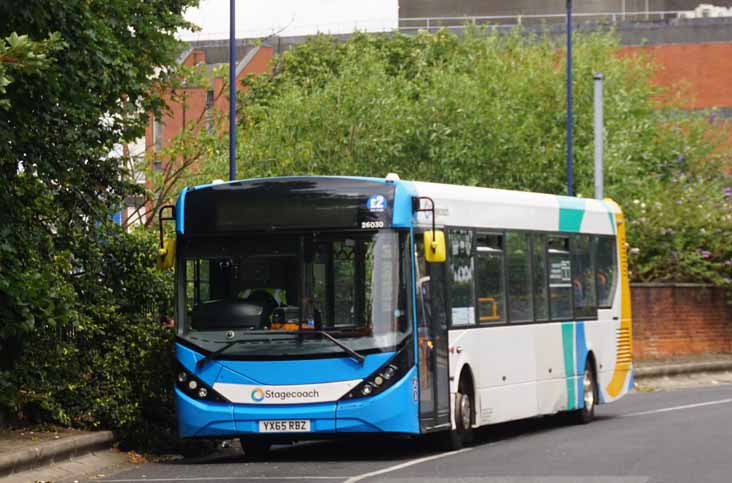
[385,173,400,182]
[210,179,225,185]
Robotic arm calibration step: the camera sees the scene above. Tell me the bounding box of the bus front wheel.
[573,361,597,424]
[439,380,474,450]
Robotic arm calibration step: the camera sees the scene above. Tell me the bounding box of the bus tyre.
[573,362,597,424]
[240,439,271,458]
[440,384,474,450]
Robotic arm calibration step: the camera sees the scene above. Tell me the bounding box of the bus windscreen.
[177,230,410,358]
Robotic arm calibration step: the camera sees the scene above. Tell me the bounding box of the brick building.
[119,42,274,227]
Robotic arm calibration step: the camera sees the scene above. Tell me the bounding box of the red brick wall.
[622,42,732,111]
[145,46,274,160]
[631,284,732,360]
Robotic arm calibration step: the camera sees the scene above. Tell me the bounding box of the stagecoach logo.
[366,194,387,213]
[249,386,321,403]
[215,381,360,404]
[251,388,265,402]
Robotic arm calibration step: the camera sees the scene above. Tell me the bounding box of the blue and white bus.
[166,175,633,455]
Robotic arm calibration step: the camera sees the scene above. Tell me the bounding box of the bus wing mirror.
[423,230,446,263]
[157,238,176,269]
[157,204,176,270]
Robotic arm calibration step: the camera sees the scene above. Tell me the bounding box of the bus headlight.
[176,364,229,403]
[341,346,412,400]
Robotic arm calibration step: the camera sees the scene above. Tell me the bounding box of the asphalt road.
[97,384,732,483]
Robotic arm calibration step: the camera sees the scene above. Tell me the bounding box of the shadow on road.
[171,411,618,466]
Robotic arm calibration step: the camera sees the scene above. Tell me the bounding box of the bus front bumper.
[176,367,420,438]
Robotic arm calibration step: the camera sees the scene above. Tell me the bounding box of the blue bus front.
[173,177,424,445]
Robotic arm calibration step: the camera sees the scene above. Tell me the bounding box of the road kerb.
[634,360,732,379]
[0,430,115,477]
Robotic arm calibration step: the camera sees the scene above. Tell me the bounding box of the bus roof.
[409,180,618,235]
[176,176,619,236]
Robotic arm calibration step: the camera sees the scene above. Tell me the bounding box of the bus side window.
[476,234,505,325]
[594,236,618,308]
[572,235,597,319]
[448,229,476,326]
[506,232,532,323]
[532,234,549,321]
[547,237,572,320]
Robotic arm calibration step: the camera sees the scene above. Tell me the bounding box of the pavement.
[2,352,732,483]
[0,429,125,483]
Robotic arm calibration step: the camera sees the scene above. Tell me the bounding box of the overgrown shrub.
[2,225,177,450]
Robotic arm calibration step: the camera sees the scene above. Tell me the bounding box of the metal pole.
[566,0,573,197]
[229,0,237,181]
[594,73,604,200]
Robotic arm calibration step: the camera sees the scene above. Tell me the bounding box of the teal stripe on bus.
[558,197,587,232]
[562,323,576,410]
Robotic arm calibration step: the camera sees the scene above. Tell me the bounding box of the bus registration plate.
[258,420,311,433]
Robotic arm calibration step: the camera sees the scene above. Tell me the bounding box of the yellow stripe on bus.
[605,200,633,398]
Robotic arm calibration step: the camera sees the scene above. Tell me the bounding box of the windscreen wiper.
[244,329,366,365]
[195,335,277,369]
[194,330,365,369]
[311,330,365,365]
[196,340,239,369]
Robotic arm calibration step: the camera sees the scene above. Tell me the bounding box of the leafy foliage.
[0,0,196,447]
[0,0,196,339]
[6,227,177,449]
[622,138,732,285]
[233,29,730,284]
[0,31,64,109]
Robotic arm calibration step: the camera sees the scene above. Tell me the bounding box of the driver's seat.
[239,288,286,328]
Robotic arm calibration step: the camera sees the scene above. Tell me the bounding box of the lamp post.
[566,0,573,196]
[229,0,237,181]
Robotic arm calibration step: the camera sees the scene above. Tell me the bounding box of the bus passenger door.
[415,236,452,432]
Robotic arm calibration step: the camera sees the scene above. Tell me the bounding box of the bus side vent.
[619,238,629,282]
[616,327,632,364]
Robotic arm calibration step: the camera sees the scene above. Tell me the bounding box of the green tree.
[231,29,729,284]
[0,0,197,443]
[0,31,64,109]
[0,0,197,339]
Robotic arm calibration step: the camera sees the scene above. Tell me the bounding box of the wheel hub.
[583,369,595,410]
[459,393,471,430]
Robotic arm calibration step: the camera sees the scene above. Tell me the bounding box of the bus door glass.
[415,233,451,431]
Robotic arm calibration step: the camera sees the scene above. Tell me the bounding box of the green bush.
[3,225,177,450]
[623,151,732,286]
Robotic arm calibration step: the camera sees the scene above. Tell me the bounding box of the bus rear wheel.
[239,439,271,458]
[573,362,597,424]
